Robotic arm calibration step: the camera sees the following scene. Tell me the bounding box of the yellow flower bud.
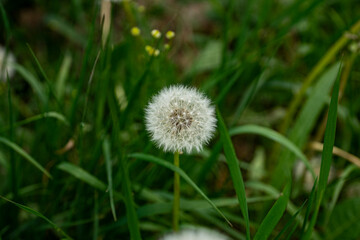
[131,27,141,36]
[166,31,175,39]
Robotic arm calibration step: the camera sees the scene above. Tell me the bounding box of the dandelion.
[151,29,161,39]
[166,31,175,39]
[160,228,230,240]
[164,43,170,50]
[131,27,141,36]
[145,85,216,231]
[0,46,16,82]
[145,85,216,154]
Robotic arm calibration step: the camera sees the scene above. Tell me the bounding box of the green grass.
[1,0,360,239]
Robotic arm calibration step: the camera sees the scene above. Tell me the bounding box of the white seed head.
[145,85,216,154]
[0,46,16,81]
[159,228,230,240]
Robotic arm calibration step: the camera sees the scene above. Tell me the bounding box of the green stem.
[173,151,180,231]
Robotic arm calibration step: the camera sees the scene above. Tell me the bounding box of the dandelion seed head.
[151,29,162,39]
[145,85,216,153]
[0,46,16,81]
[160,228,230,240]
[131,27,141,36]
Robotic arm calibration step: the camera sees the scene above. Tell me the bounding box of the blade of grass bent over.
[217,109,250,240]
[254,182,291,240]
[0,196,72,240]
[229,124,316,178]
[0,137,51,178]
[1,112,69,133]
[128,153,232,227]
[302,61,342,240]
[57,162,106,191]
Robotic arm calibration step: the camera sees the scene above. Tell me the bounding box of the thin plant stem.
[173,151,180,231]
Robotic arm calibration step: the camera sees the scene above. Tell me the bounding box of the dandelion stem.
[173,151,180,231]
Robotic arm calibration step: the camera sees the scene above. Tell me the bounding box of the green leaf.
[229,124,315,178]
[0,196,72,240]
[0,137,51,178]
[254,182,291,240]
[326,198,360,240]
[57,162,106,191]
[217,109,250,240]
[128,153,232,227]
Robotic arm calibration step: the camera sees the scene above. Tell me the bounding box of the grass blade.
[229,124,315,178]
[120,157,142,240]
[0,137,51,178]
[217,109,250,239]
[26,44,62,109]
[1,112,69,133]
[302,60,342,240]
[102,136,117,221]
[128,153,232,227]
[324,165,358,226]
[45,15,86,46]
[300,178,318,237]
[0,196,72,240]
[13,64,47,103]
[57,162,106,191]
[56,51,72,100]
[254,181,291,240]
[272,62,341,187]
[274,200,307,240]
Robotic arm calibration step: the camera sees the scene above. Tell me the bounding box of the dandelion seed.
[0,46,16,82]
[151,29,161,39]
[160,228,230,240]
[131,27,141,36]
[166,30,175,39]
[145,85,216,153]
